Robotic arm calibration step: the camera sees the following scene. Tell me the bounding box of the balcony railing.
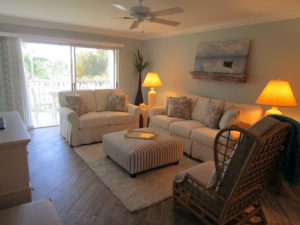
[27,79,112,127]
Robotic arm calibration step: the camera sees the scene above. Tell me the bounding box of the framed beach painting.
[190,39,251,82]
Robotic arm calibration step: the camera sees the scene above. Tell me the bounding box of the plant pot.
[135,73,143,105]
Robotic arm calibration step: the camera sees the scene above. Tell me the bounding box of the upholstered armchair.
[173,117,291,225]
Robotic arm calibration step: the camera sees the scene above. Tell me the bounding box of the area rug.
[74,143,198,212]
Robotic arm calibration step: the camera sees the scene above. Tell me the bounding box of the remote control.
[0,117,5,129]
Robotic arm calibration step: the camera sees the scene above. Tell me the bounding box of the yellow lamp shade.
[256,80,297,107]
[142,72,163,87]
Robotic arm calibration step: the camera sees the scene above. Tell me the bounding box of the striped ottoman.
[103,129,183,177]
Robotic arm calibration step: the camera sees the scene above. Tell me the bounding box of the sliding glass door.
[22,42,117,128]
[22,42,72,127]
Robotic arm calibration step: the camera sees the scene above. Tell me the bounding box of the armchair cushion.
[174,161,215,186]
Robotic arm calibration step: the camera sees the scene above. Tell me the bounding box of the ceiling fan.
[112,0,184,29]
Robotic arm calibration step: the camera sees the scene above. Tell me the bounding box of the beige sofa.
[149,95,263,161]
[58,89,140,146]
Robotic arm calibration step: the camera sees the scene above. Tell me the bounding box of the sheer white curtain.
[0,36,33,129]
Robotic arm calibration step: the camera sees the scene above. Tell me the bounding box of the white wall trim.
[0,15,144,41]
[0,31,125,49]
[144,9,300,40]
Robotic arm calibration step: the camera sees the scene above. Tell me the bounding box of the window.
[74,47,116,90]
[21,42,117,127]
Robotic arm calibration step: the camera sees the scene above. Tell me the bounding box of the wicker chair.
[173,117,291,225]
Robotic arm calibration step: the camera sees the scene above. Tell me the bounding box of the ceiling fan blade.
[130,21,141,29]
[112,4,130,13]
[149,18,180,26]
[151,7,183,17]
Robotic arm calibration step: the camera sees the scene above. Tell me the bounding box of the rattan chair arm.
[185,173,226,202]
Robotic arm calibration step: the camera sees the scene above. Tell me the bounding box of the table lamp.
[256,79,297,115]
[142,72,163,107]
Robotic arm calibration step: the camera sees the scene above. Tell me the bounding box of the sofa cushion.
[167,96,192,119]
[191,127,219,148]
[151,115,185,130]
[79,112,108,129]
[224,101,263,125]
[202,100,225,129]
[105,111,134,125]
[170,120,205,138]
[191,96,209,122]
[59,90,96,112]
[95,89,123,112]
[79,111,134,129]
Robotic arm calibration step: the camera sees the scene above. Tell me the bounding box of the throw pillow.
[167,96,192,120]
[202,100,224,129]
[106,93,127,112]
[65,95,87,116]
[218,106,240,129]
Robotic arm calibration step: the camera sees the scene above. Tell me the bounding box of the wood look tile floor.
[28,126,300,225]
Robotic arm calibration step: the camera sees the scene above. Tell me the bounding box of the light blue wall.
[143,18,300,121]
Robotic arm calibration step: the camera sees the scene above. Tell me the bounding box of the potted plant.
[134,48,149,106]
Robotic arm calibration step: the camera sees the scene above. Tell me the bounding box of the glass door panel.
[74,47,115,90]
[22,42,72,127]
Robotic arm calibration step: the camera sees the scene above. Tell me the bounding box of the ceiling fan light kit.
[112,0,184,30]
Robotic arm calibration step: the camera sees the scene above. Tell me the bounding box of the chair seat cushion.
[191,127,219,147]
[79,111,133,129]
[170,120,205,138]
[174,161,215,186]
[151,115,185,130]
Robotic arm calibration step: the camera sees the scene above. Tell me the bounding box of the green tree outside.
[75,49,108,79]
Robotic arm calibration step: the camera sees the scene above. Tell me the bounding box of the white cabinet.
[0,111,31,210]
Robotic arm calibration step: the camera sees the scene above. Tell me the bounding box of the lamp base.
[265,106,282,115]
[148,88,157,107]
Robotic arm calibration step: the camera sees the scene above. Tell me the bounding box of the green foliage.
[134,48,149,74]
[51,60,68,77]
[23,53,68,80]
[32,57,51,79]
[76,50,108,79]
[23,54,31,75]
[22,46,109,80]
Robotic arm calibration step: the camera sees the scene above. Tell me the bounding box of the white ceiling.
[0,0,300,39]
